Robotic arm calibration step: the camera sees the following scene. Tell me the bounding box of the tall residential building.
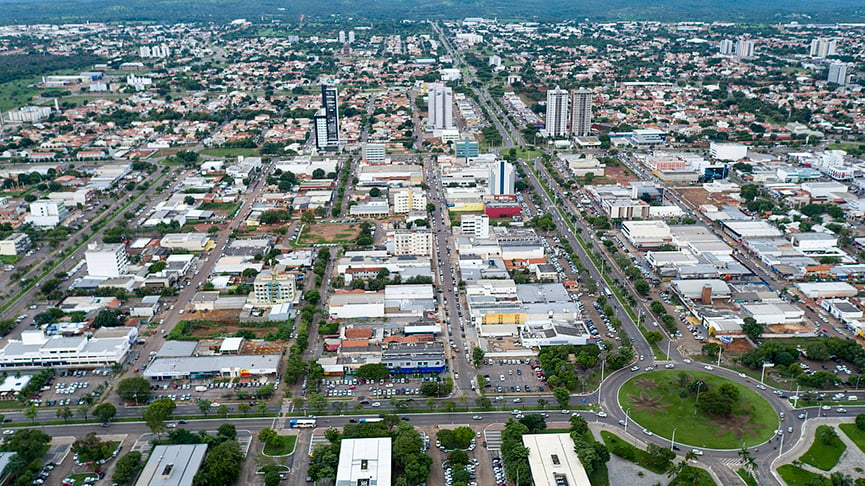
[427,83,454,131]
[348,31,356,43]
[719,39,734,55]
[489,160,515,196]
[85,242,129,278]
[461,214,490,239]
[318,84,340,151]
[544,86,569,138]
[24,200,69,228]
[828,62,849,85]
[0,233,31,256]
[734,39,755,58]
[251,266,297,305]
[391,229,434,256]
[569,89,592,137]
[391,188,427,214]
[810,38,837,58]
[314,110,329,150]
[338,31,346,43]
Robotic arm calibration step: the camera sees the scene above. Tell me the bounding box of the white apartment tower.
[544,86,570,138]
[348,31,356,43]
[489,160,515,196]
[810,38,837,58]
[391,188,427,214]
[828,62,849,85]
[391,230,434,256]
[252,266,297,305]
[427,83,454,131]
[85,242,129,278]
[719,39,734,55]
[734,39,755,58]
[339,31,346,43]
[569,89,592,137]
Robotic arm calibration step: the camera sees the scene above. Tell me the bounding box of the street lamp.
[624,408,631,434]
[694,381,704,415]
[671,428,678,451]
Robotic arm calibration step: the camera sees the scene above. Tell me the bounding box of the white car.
[2,430,13,436]
[692,449,703,456]
[596,411,608,418]
[371,402,381,407]
[642,428,653,436]
[682,359,692,364]
[703,365,714,371]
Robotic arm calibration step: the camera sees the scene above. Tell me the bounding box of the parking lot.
[319,374,446,405]
[27,368,113,409]
[477,358,547,400]
[144,376,278,405]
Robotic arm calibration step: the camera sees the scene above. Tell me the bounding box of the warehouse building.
[143,354,280,380]
[523,433,591,486]
[136,444,208,486]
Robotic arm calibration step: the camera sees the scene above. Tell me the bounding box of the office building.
[363,143,386,163]
[828,62,849,85]
[810,38,837,58]
[427,83,454,131]
[455,138,479,159]
[25,200,69,228]
[0,328,134,369]
[85,242,130,278]
[569,89,592,137]
[336,438,392,486]
[0,233,31,256]
[315,85,340,151]
[734,39,755,58]
[719,39,734,55]
[461,214,490,239]
[251,266,297,305]
[544,86,569,138]
[489,160,515,196]
[523,434,591,486]
[136,444,208,486]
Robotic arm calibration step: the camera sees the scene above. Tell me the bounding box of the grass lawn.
[737,469,758,486]
[618,370,777,449]
[263,434,297,456]
[67,473,98,484]
[0,77,41,111]
[839,423,865,453]
[799,425,846,470]
[777,464,827,486]
[600,431,669,474]
[200,147,259,157]
[669,466,716,486]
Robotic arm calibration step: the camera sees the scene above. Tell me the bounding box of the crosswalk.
[308,432,329,457]
[484,430,502,451]
[718,457,745,468]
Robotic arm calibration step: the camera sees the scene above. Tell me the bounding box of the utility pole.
[671,428,677,450]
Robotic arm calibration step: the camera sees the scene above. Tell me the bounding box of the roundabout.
[618,370,779,449]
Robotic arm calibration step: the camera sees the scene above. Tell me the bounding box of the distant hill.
[0,0,863,25]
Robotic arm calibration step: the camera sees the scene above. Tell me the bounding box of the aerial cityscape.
[0,8,864,486]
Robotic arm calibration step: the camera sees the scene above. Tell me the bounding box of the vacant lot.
[297,222,361,245]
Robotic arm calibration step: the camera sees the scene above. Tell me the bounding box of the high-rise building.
[362,143,386,163]
[348,31,356,43]
[315,85,340,151]
[719,39,734,55]
[569,89,592,137]
[427,83,454,131]
[455,138,479,159]
[391,229,433,256]
[544,86,569,138]
[391,188,427,214]
[251,266,297,305]
[338,31,346,43]
[461,214,490,239]
[810,38,837,58]
[828,62,849,85]
[85,242,129,278]
[489,160,515,196]
[734,39,755,58]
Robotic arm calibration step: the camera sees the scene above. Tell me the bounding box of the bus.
[603,287,613,298]
[358,418,383,423]
[289,419,317,428]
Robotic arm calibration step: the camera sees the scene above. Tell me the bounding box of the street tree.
[742,317,763,341]
[117,377,152,404]
[198,399,212,416]
[144,398,176,437]
[472,346,485,368]
[24,405,37,424]
[238,403,251,415]
[216,404,230,419]
[554,387,571,409]
[93,403,117,423]
[57,407,73,423]
[112,451,142,485]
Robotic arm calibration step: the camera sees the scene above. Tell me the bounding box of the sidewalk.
[774,417,865,478]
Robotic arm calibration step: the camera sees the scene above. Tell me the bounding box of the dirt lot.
[174,319,281,339]
[676,187,714,208]
[298,223,361,245]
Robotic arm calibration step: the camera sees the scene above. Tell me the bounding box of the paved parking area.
[477,358,547,398]
[34,369,113,409]
[321,375,445,404]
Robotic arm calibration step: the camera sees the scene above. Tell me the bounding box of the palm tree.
[738,447,756,471]
[537,398,547,410]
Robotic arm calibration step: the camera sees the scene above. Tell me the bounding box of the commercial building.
[250,266,297,305]
[523,433,591,486]
[135,444,208,486]
[795,282,858,299]
[671,279,732,303]
[544,86,570,138]
[85,242,130,278]
[329,290,386,319]
[363,143,386,163]
[621,221,672,248]
[0,233,31,256]
[25,200,69,228]
[710,142,748,161]
[0,328,134,369]
[321,84,340,150]
[336,438,392,486]
[456,138,479,159]
[461,214,490,239]
[382,342,446,373]
[143,354,281,380]
[569,89,592,137]
[160,233,213,252]
[391,188,427,214]
[384,284,435,317]
[427,83,455,131]
[391,229,434,256]
[489,160,515,195]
